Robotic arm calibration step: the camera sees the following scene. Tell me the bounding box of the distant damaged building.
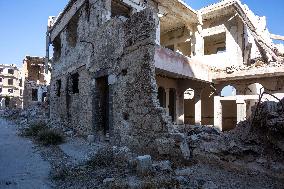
[22,56,51,109]
[47,0,284,155]
[0,64,23,109]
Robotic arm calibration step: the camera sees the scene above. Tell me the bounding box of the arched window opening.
[221,85,236,97]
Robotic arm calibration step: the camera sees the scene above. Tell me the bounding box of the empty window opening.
[20,89,22,96]
[53,36,61,61]
[66,12,79,47]
[42,92,47,102]
[122,69,128,76]
[8,89,13,93]
[56,80,61,97]
[19,79,22,87]
[5,97,10,107]
[85,0,91,21]
[158,87,166,108]
[123,112,129,121]
[8,79,13,85]
[95,76,109,135]
[111,0,131,18]
[71,73,79,94]
[0,78,2,82]
[0,69,3,73]
[8,69,14,75]
[32,88,38,101]
[169,88,176,122]
[0,88,2,93]
[204,32,226,55]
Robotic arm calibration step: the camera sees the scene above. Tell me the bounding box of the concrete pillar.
[214,96,222,131]
[236,96,246,123]
[192,14,204,56]
[153,10,160,45]
[194,90,202,125]
[165,88,170,115]
[176,89,184,124]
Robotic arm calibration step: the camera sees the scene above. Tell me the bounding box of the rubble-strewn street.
[0,118,51,189]
[1,0,284,188]
[0,98,283,188]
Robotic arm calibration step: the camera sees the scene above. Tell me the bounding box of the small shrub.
[52,168,70,181]
[37,129,64,146]
[23,122,46,137]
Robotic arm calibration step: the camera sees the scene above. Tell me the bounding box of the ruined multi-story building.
[22,56,51,109]
[47,0,284,154]
[0,64,23,109]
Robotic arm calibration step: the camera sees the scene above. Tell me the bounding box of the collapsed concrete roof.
[200,0,280,62]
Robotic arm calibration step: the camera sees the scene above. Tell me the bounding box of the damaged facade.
[0,64,23,109]
[47,0,284,155]
[22,56,51,109]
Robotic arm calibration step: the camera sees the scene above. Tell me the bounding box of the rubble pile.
[2,103,50,129]
[250,98,284,152]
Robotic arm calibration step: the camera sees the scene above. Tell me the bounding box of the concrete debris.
[136,155,152,175]
[152,160,172,172]
[87,135,95,144]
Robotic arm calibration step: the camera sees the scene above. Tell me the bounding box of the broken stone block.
[87,135,95,143]
[203,181,218,189]
[153,160,172,172]
[136,155,152,174]
[175,167,193,176]
[155,138,175,155]
[170,132,185,143]
[103,177,115,185]
[65,130,74,136]
[180,141,192,160]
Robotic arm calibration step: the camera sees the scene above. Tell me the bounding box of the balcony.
[154,46,212,82]
[212,62,284,82]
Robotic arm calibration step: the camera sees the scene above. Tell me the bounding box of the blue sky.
[0,0,283,68]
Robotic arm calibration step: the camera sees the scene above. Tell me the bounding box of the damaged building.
[22,56,51,109]
[47,0,284,155]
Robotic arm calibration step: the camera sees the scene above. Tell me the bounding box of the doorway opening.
[95,76,109,136]
[221,100,237,131]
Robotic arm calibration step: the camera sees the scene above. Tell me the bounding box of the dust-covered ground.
[1,100,284,189]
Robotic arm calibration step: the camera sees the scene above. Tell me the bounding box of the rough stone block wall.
[50,0,110,135]
[50,1,173,154]
[88,8,172,154]
[50,68,93,135]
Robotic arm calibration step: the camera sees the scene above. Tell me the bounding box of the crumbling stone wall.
[50,0,111,135]
[50,0,175,155]
[87,8,172,154]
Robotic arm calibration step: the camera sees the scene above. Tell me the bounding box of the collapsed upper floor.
[47,0,284,83]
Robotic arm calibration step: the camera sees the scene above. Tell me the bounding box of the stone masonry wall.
[50,1,175,155]
[50,0,111,135]
[87,8,173,154]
